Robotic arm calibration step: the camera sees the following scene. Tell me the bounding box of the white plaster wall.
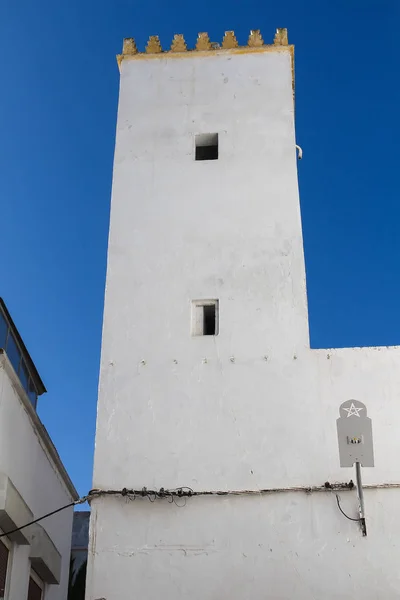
[94,49,308,490]
[88,489,400,600]
[0,363,74,599]
[89,49,400,599]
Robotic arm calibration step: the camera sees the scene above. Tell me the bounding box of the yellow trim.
[196,32,212,51]
[118,43,292,61]
[117,28,291,66]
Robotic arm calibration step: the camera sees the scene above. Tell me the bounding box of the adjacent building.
[0,299,78,599]
[70,511,89,582]
[87,28,400,599]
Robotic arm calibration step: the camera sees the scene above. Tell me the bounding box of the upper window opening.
[192,300,219,336]
[195,133,218,161]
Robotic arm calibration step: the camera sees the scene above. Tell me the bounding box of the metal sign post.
[355,461,366,535]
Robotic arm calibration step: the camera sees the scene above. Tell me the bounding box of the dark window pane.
[195,144,218,160]
[6,332,21,374]
[0,313,7,349]
[27,576,42,600]
[0,540,9,598]
[28,378,38,408]
[203,305,216,335]
[195,133,218,161]
[19,359,29,392]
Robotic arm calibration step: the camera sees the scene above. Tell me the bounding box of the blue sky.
[1,0,399,498]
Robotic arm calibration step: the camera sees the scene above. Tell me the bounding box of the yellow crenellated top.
[117,28,291,61]
[116,28,294,94]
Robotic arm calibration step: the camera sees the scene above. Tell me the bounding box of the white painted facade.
[0,346,78,598]
[88,36,400,599]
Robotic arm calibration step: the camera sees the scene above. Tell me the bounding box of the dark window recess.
[195,133,218,161]
[0,540,9,599]
[19,359,29,392]
[203,304,216,335]
[27,576,42,600]
[0,313,7,349]
[28,378,38,409]
[192,300,219,336]
[7,332,21,375]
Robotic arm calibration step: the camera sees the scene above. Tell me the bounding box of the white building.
[0,299,78,599]
[87,28,400,600]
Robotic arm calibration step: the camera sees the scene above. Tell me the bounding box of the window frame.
[191,299,219,336]
[194,133,219,161]
[28,569,44,600]
[0,530,12,600]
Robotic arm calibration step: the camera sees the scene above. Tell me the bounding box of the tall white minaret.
[88,28,314,599]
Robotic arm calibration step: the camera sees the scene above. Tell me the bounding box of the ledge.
[0,472,33,545]
[28,522,62,584]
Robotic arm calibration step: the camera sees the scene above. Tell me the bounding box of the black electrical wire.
[0,498,87,539]
[0,484,360,539]
[335,494,362,522]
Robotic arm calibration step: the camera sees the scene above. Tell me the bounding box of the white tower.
[87,28,400,600]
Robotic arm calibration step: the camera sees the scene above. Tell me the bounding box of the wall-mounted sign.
[337,400,374,467]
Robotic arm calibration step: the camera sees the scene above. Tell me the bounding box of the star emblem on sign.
[343,402,364,418]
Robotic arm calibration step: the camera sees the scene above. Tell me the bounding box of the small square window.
[192,300,219,336]
[195,133,218,161]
